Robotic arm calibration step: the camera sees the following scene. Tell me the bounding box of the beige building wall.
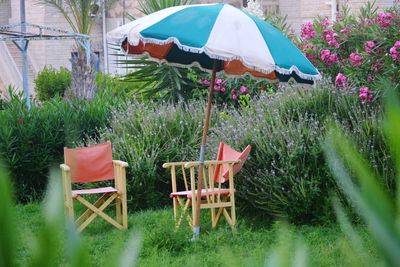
[0,0,11,25]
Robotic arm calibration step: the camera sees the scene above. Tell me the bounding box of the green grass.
[14,203,379,266]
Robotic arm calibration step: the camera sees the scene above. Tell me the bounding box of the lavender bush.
[208,84,393,223]
[99,99,208,210]
[100,82,394,223]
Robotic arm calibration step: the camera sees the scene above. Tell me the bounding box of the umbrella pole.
[192,60,218,240]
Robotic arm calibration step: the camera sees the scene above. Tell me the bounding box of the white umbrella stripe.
[205,4,276,73]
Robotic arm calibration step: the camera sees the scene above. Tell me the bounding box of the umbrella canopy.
[107,3,320,83]
[107,3,320,239]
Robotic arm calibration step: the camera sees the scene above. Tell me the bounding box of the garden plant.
[299,3,400,101]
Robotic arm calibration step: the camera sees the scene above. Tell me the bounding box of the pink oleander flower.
[232,94,238,100]
[220,87,226,92]
[321,17,331,27]
[239,86,249,93]
[359,86,373,103]
[328,53,338,63]
[321,30,340,48]
[320,49,338,65]
[198,78,210,86]
[215,78,223,85]
[305,53,316,60]
[320,49,331,61]
[340,27,350,35]
[349,53,364,67]
[301,21,316,40]
[335,73,348,88]
[364,41,376,55]
[214,85,221,91]
[389,40,400,61]
[377,12,394,28]
[367,75,373,83]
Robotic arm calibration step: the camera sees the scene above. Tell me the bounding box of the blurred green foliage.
[34,66,71,101]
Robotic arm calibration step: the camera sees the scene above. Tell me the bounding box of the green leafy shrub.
[34,66,71,101]
[207,84,393,223]
[98,99,208,210]
[0,90,118,202]
[96,72,143,100]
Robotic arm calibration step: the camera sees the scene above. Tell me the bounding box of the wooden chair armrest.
[164,160,240,169]
[60,164,70,172]
[162,161,191,168]
[113,160,129,168]
[184,160,240,168]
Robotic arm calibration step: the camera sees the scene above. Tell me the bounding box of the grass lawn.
[15,203,379,266]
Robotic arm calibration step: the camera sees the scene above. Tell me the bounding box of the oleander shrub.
[207,84,393,223]
[34,66,71,101]
[0,90,119,202]
[299,3,400,102]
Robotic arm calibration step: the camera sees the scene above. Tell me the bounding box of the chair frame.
[60,160,129,232]
[163,159,240,229]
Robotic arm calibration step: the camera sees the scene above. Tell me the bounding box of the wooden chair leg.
[65,197,74,221]
[175,197,191,229]
[230,195,236,228]
[76,194,121,231]
[61,166,74,221]
[173,198,178,221]
[113,162,128,230]
[211,207,216,228]
[223,208,234,227]
[76,193,110,225]
[116,196,122,225]
[214,207,223,228]
[121,193,128,229]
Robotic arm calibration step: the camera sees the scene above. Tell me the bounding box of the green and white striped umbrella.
[108,3,320,239]
[108,3,320,83]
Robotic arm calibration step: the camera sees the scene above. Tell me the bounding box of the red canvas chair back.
[214,143,252,183]
[64,141,114,183]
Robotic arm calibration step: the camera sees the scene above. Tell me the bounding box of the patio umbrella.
[107,3,320,238]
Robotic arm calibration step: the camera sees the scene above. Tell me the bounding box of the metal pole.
[20,0,30,110]
[122,0,126,24]
[192,60,217,240]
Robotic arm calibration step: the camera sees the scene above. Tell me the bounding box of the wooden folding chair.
[163,143,251,229]
[60,141,129,232]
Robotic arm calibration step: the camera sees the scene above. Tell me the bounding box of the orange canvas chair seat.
[72,187,119,198]
[60,141,129,232]
[163,142,251,229]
